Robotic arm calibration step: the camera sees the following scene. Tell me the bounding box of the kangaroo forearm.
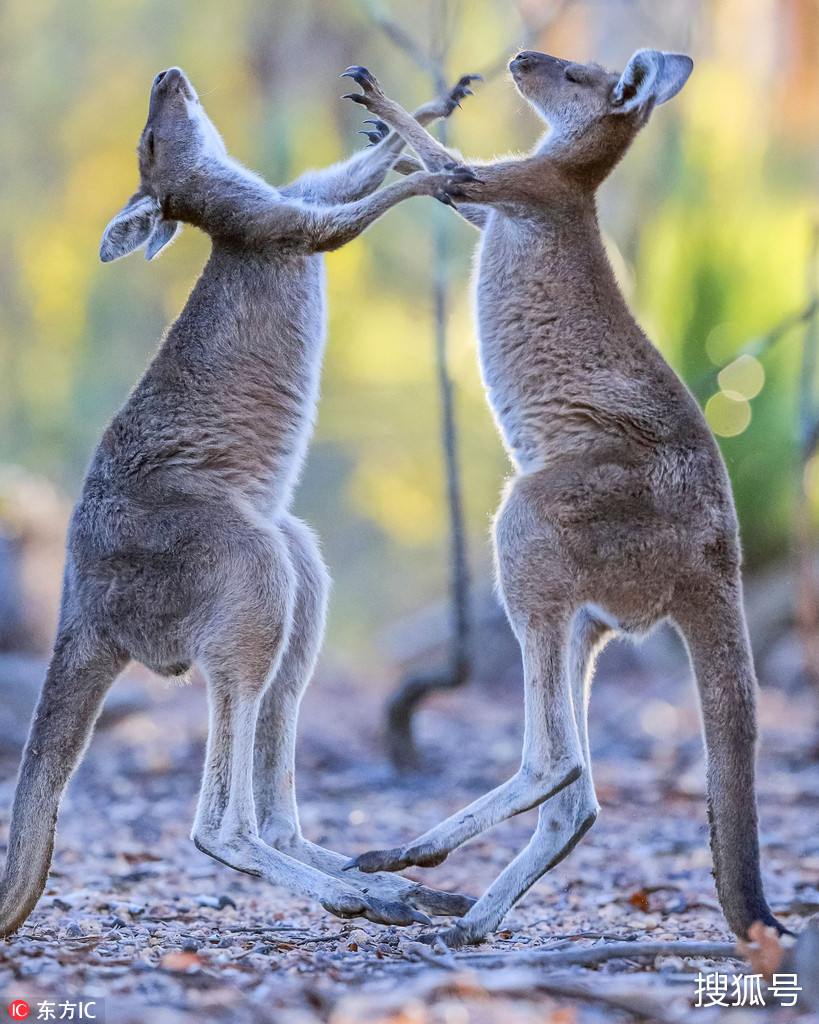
[347,96,451,184]
[453,159,549,214]
[287,96,460,207]
[167,162,426,251]
[371,96,459,170]
[300,176,425,252]
[285,147,397,206]
[391,156,486,228]
[375,95,457,160]
[344,96,452,173]
[165,166,283,239]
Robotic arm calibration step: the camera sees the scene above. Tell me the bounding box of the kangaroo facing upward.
[341,52,787,947]
[0,66,480,938]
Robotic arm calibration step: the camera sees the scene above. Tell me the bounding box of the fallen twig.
[449,939,739,970]
[224,924,344,935]
[524,927,641,942]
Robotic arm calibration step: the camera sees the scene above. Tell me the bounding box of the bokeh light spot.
[717,354,765,399]
[705,391,752,437]
[640,700,679,739]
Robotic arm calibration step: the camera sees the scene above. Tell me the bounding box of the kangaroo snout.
[510,52,565,80]
[151,67,195,102]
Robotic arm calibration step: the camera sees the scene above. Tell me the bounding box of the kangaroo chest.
[474,211,658,473]
[476,214,589,469]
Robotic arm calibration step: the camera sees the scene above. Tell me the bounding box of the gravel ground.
[0,629,817,1023]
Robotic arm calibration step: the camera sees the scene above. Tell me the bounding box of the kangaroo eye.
[145,130,155,158]
[565,68,584,85]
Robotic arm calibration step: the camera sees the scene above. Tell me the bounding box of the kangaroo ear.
[145,218,181,261]
[611,49,693,116]
[99,193,160,263]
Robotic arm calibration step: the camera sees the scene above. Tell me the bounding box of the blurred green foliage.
[0,0,817,662]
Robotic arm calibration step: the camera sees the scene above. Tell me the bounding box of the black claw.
[368,899,431,927]
[341,65,377,89]
[442,163,477,182]
[342,93,369,105]
[359,130,384,146]
[359,119,388,145]
[344,847,405,873]
[436,192,456,207]
[410,888,477,918]
[447,74,482,106]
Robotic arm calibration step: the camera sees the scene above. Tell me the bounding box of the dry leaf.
[736,921,784,981]
[159,951,202,971]
[550,1009,576,1024]
[629,889,650,913]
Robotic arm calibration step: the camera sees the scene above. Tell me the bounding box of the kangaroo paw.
[443,73,482,114]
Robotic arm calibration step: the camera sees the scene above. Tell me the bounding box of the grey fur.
[342,52,783,946]
[0,66,479,937]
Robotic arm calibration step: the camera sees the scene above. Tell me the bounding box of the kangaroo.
[0,66,481,938]
[340,53,787,947]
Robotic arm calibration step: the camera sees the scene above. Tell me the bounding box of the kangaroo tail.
[0,632,124,937]
[674,579,787,938]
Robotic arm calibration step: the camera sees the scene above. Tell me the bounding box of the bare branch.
[743,298,819,364]
[798,224,819,455]
[691,297,819,399]
[363,0,474,770]
[794,224,819,690]
[359,0,437,73]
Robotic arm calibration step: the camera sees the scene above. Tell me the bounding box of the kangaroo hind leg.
[436,606,614,947]
[349,548,586,875]
[254,517,474,918]
[191,527,428,926]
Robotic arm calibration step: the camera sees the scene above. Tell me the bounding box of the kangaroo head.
[510,49,693,185]
[100,67,227,262]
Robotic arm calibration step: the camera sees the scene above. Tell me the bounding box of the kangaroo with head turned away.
[0,66,482,937]
[341,51,788,947]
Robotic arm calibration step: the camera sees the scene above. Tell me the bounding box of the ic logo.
[8,1003,29,1020]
